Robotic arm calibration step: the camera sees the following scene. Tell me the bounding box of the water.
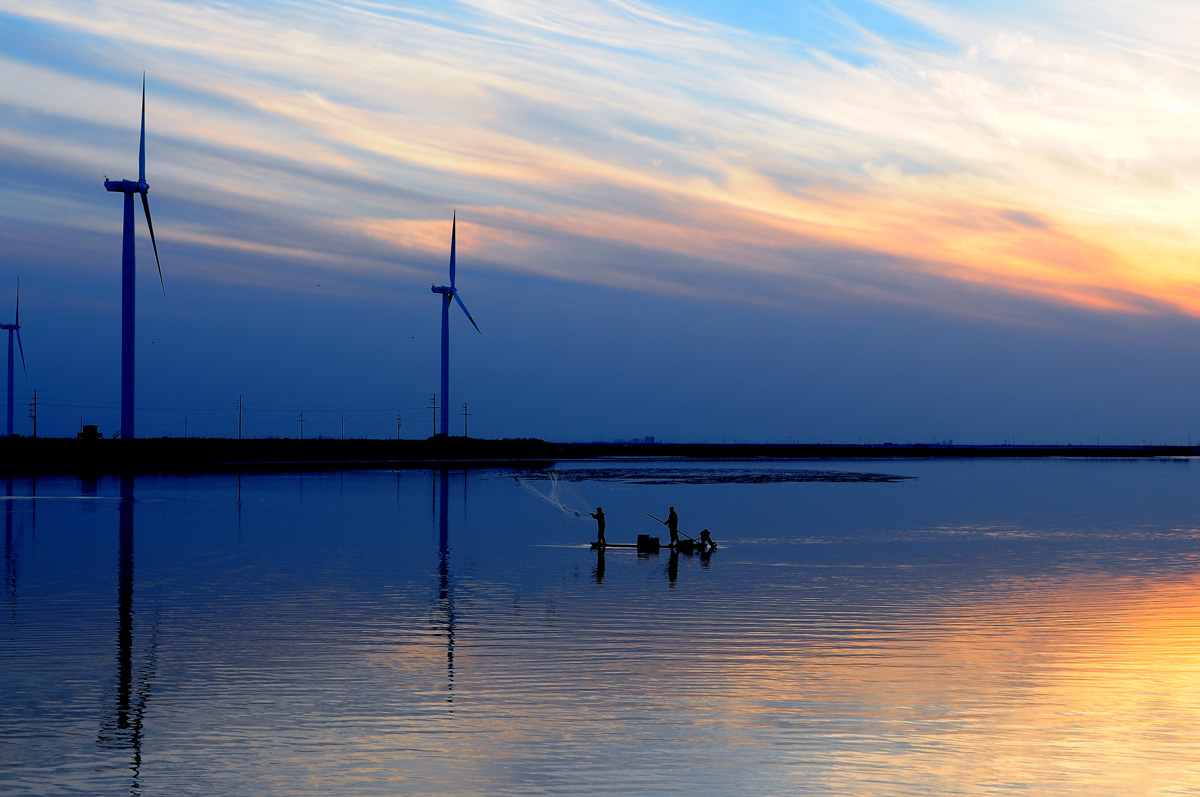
[3,459,1200,795]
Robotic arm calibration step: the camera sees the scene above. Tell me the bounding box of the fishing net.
[515,471,592,521]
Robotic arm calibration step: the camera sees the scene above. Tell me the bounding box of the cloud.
[3,0,1200,321]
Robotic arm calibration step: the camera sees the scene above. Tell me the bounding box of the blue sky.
[2,0,1200,442]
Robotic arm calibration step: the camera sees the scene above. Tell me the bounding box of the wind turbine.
[0,281,26,437]
[430,212,479,437]
[104,74,164,440]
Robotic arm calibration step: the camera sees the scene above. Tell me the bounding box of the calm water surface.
[3,459,1200,795]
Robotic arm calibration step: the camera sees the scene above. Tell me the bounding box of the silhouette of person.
[698,528,714,551]
[666,506,679,547]
[590,506,606,546]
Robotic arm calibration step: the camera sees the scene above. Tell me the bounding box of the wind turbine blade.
[449,210,457,289]
[141,193,165,294]
[139,73,146,183]
[13,278,18,326]
[453,291,480,334]
[15,329,25,379]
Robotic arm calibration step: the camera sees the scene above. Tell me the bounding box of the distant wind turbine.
[104,74,164,440]
[0,280,26,437]
[430,212,480,437]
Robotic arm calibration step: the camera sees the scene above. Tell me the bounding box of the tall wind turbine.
[104,74,164,440]
[0,281,26,437]
[430,212,480,437]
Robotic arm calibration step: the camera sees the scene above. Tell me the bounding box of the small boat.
[670,538,715,554]
[591,535,715,554]
[592,534,663,552]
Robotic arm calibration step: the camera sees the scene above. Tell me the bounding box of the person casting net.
[515,471,592,521]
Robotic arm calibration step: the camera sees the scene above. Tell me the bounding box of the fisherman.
[698,528,715,551]
[666,506,679,547]
[590,506,606,546]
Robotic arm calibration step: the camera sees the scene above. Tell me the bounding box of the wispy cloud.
[4,0,1200,318]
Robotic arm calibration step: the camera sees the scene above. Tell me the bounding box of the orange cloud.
[11,0,1200,324]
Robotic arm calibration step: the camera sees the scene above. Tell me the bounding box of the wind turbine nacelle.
[432,285,453,295]
[104,179,148,194]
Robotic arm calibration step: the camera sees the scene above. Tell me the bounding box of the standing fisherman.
[590,506,606,547]
[666,506,679,547]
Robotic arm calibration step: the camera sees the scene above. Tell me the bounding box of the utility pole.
[396,411,401,440]
[300,411,304,440]
[184,415,188,438]
[430,394,438,436]
[462,402,470,438]
[238,394,243,440]
[340,413,344,440]
[27,389,36,438]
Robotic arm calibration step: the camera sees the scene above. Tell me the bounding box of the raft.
[591,534,663,552]
[590,535,715,554]
[671,538,714,554]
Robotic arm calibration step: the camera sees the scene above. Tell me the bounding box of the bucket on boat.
[636,534,661,553]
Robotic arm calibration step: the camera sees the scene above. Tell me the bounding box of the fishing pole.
[645,513,696,542]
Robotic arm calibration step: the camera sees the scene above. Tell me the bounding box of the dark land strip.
[0,438,1197,476]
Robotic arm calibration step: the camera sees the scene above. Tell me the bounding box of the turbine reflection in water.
[436,468,456,704]
[97,475,158,795]
[4,477,15,623]
[2,476,36,626]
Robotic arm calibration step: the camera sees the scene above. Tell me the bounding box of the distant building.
[77,424,101,440]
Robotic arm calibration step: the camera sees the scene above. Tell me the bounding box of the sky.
[2,0,1200,443]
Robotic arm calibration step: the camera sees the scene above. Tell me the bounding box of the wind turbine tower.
[104,74,164,440]
[430,212,480,437]
[0,281,26,437]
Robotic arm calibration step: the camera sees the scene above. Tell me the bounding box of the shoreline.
[0,437,1197,476]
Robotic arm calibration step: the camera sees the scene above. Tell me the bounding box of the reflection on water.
[437,469,455,704]
[95,476,157,795]
[3,477,16,626]
[1,459,1200,795]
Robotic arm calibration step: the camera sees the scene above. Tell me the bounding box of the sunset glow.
[5,0,1200,440]
[6,0,1200,314]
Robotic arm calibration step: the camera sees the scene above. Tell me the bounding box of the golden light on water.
[320,564,1200,794]
[654,569,1200,794]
